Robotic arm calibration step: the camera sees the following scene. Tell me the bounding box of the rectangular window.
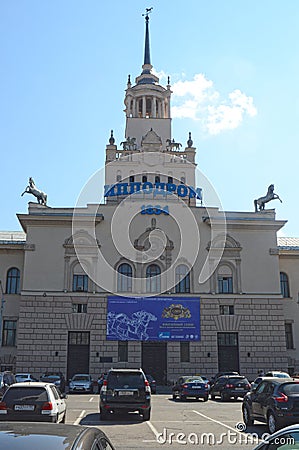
[218,276,233,294]
[118,341,128,362]
[2,320,17,347]
[180,342,190,363]
[68,331,90,345]
[72,303,87,313]
[219,305,234,315]
[72,274,88,292]
[285,323,294,349]
[217,332,238,346]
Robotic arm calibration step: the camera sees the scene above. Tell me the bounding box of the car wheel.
[210,394,215,400]
[179,393,186,401]
[203,395,208,402]
[172,393,177,400]
[242,405,253,427]
[142,409,151,421]
[267,411,278,434]
[61,413,66,424]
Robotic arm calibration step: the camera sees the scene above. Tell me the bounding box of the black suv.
[0,372,16,398]
[242,377,299,433]
[210,375,251,401]
[99,368,151,421]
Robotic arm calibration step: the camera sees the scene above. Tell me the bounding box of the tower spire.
[143,8,152,65]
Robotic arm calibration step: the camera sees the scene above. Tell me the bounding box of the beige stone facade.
[0,13,297,384]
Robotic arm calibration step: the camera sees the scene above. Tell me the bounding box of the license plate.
[14,404,35,411]
[118,391,134,396]
[192,386,201,389]
[235,387,243,391]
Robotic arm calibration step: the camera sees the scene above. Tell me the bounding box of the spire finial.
[142,7,153,65]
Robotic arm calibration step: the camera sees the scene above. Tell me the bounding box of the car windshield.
[4,387,48,402]
[281,383,299,395]
[72,375,90,381]
[108,373,144,388]
[184,377,204,383]
[229,377,247,384]
[44,375,60,380]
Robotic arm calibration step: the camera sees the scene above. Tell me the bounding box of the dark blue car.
[172,376,209,401]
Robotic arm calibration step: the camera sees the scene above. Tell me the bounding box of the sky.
[1,0,299,236]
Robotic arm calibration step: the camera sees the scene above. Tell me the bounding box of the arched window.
[72,263,88,292]
[117,263,133,292]
[142,175,147,183]
[155,175,160,183]
[280,272,290,298]
[146,264,161,293]
[218,265,233,294]
[175,264,190,293]
[6,268,20,294]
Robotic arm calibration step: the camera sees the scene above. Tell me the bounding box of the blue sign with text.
[107,296,200,341]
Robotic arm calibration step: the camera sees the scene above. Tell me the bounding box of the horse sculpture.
[166,138,182,151]
[120,137,137,151]
[21,177,47,206]
[254,184,282,212]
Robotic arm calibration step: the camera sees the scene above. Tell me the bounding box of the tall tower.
[104,10,197,205]
[124,10,172,148]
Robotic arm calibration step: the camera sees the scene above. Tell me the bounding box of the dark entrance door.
[217,332,239,372]
[142,342,167,384]
[67,331,90,379]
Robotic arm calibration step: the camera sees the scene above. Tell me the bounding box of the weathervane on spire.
[142,7,153,19]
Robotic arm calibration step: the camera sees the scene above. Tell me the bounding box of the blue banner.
[107,296,200,341]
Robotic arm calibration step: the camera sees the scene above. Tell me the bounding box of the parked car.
[195,375,211,390]
[99,368,151,421]
[15,373,38,383]
[210,375,251,401]
[40,372,66,393]
[242,377,299,433]
[172,376,209,402]
[69,374,93,394]
[0,381,67,423]
[146,374,156,394]
[210,371,239,387]
[250,376,266,391]
[264,370,291,379]
[253,424,299,449]
[0,371,16,398]
[0,422,115,450]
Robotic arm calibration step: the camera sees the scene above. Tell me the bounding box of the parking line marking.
[89,397,94,402]
[192,410,243,435]
[74,410,86,425]
[146,420,160,439]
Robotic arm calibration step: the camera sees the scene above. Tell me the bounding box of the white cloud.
[170,74,257,135]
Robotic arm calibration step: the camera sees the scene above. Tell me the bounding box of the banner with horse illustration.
[106,296,200,341]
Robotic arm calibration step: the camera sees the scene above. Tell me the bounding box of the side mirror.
[61,393,67,399]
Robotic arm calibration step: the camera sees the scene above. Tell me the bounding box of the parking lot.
[65,393,270,449]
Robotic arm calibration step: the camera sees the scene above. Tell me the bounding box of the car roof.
[8,382,54,388]
[108,368,144,373]
[254,424,299,449]
[0,422,110,450]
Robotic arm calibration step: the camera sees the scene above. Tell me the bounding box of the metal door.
[67,331,90,380]
[217,332,239,372]
[142,342,167,384]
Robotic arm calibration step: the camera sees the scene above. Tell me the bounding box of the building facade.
[0,13,297,383]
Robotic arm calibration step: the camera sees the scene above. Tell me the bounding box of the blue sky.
[1,0,298,236]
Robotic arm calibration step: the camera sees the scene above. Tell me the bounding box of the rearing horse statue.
[21,177,47,206]
[254,184,282,212]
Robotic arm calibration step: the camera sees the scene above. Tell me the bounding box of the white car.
[0,381,67,423]
[15,373,38,383]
